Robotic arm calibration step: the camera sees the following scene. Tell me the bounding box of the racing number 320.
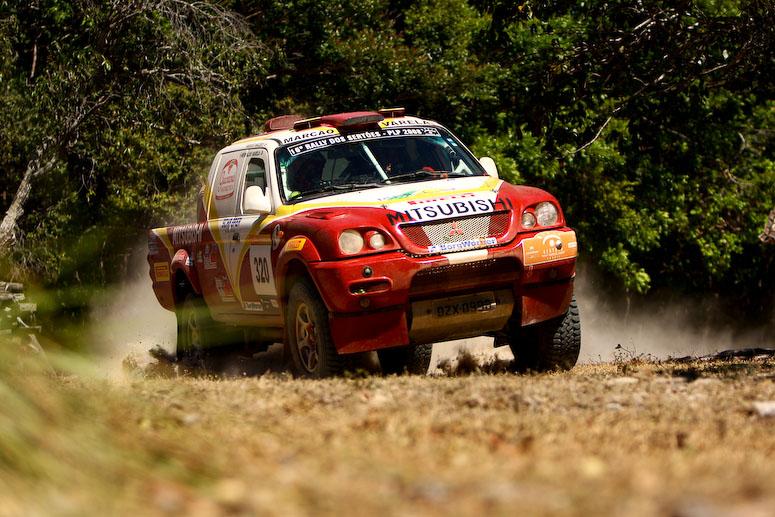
[249,246,276,296]
[253,255,271,285]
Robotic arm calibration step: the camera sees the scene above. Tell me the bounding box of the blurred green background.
[0,0,772,346]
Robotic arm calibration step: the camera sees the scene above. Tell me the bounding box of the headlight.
[535,202,558,226]
[368,232,386,250]
[521,211,536,229]
[339,230,364,255]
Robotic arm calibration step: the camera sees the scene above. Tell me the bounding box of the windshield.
[276,127,486,203]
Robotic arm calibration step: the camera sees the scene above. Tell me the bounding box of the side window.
[209,152,242,218]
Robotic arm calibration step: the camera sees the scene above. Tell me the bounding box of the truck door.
[202,150,244,318]
[204,147,280,322]
[234,150,281,319]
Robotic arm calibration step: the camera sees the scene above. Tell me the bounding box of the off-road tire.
[286,280,342,378]
[176,292,213,363]
[510,296,581,372]
[378,343,433,375]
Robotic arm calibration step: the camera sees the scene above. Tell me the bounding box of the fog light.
[359,298,371,309]
[363,266,373,277]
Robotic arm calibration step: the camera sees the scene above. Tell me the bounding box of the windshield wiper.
[381,170,469,183]
[288,182,383,202]
[327,182,383,191]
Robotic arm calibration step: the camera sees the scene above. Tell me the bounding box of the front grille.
[400,211,511,249]
[410,258,520,298]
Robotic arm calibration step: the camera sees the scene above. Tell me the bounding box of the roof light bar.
[320,112,384,128]
[291,111,387,132]
[378,107,406,118]
[293,116,323,131]
[264,114,305,132]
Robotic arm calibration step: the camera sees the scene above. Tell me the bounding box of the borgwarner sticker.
[429,238,497,254]
[387,191,509,224]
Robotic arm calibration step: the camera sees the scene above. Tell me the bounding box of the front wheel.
[286,280,342,378]
[510,296,581,372]
[378,344,433,375]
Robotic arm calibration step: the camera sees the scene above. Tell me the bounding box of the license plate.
[432,292,496,318]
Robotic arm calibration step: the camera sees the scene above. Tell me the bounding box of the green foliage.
[0,0,773,332]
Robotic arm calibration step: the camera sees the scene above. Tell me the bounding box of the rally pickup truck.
[148,109,580,377]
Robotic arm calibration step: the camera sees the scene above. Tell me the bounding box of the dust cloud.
[89,249,774,375]
[89,246,176,376]
[434,265,775,366]
[574,264,775,362]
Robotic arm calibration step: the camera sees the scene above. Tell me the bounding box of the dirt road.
[2,349,774,516]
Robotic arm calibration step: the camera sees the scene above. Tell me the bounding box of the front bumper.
[308,228,577,353]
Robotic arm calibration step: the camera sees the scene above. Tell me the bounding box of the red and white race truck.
[148,109,580,376]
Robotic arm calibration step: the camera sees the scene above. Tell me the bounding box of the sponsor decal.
[286,127,440,157]
[243,301,265,312]
[153,262,170,282]
[215,159,238,201]
[428,237,496,254]
[387,194,512,225]
[284,238,306,252]
[170,224,203,248]
[249,246,276,296]
[243,298,279,313]
[380,189,419,202]
[220,216,242,233]
[521,231,578,266]
[215,275,235,302]
[378,117,429,128]
[280,128,337,144]
[203,244,217,270]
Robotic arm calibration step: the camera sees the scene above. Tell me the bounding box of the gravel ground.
[3,347,773,516]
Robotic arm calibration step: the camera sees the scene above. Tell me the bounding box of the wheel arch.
[170,249,201,300]
[279,259,315,309]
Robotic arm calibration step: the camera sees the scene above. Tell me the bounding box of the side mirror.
[479,157,499,179]
[243,185,271,214]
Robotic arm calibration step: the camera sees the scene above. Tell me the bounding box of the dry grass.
[1,340,774,516]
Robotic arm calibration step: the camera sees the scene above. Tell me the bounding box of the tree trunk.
[0,143,57,255]
[761,208,775,244]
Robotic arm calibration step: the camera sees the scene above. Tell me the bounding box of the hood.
[268,176,562,257]
[277,176,504,220]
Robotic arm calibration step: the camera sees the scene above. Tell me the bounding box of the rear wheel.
[378,344,433,375]
[286,280,342,378]
[510,296,581,372]
[176,292,212,363]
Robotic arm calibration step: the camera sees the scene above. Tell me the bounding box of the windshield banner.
[286,127,440,157]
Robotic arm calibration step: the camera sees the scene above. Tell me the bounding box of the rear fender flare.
[171,249,201,295]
